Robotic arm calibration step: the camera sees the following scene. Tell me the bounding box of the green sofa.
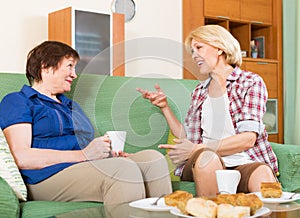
[0,73,299,218]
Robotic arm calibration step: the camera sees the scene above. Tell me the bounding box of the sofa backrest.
[0,73,28,100]
[0,73,199,154]
[69,74,199,154]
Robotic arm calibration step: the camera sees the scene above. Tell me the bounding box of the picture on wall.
[253,36,265,58]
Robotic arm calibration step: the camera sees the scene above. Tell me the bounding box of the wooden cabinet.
[243,60,277,98]
[241,0,272,24]
[182,0,283,143]
[243,59,283,143]
[204,0,272,24]
[204,0,240,20]
[48,7,125,76]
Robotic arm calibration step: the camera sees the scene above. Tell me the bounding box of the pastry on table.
[185,197,217,218]
[213,193,263,215]
[217,203,250,218]
[164,190,193,214]
[242,193,264,215]
[260,182,282,198]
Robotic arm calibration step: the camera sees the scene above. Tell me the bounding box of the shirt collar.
[227,66,242,81]
[21,85,71,106]
[202,77,212,89]
[199,66,241,89]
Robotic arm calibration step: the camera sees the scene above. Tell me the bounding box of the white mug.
[216,170,241,194]
[106,131,127,152]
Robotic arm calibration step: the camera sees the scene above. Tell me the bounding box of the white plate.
[169,207,271,218]
[253,192,300,204]
[129,197,174,212]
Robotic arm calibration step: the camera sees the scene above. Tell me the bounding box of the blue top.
[0,85,94,184]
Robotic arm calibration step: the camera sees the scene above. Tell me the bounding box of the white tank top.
[201,93,253,167]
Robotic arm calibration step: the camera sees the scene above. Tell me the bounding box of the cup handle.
[237,171,241,183]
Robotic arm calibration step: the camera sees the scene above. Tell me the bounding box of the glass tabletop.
[264,200,300,212]
[53,202,177,218]
[52,200,300,218]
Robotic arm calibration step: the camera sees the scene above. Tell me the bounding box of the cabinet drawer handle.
[257,62,268,65]
[251,21,263,24]
[217,16,230,20]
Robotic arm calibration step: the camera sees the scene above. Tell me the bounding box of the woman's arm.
[4,123,86,170]
[4,123,111,170]
[160,104,186,138]
[204,131,257,156]
[160,132,256,164]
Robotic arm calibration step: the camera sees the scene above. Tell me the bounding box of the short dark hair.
[26,41,80,85]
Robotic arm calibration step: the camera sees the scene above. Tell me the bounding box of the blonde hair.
[185,25,242,67]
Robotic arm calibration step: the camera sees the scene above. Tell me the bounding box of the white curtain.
[283,0,300,144]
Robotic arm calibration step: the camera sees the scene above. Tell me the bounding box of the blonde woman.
[137,25,278,197]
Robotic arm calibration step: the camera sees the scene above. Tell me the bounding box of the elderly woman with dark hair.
[0,41,172,204]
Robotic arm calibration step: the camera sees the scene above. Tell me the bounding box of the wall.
[0,0,182,78]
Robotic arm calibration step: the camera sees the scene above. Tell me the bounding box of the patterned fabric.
[0,129,27,201]
[175,67,278,177]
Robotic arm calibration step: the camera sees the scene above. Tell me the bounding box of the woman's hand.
[83,137,112,160]
[117,151,130,157]
[159,138,201,165]
[136,84,168,108]
[100,134,111,144]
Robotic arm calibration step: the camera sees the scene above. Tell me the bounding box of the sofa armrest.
[0,176,20,217]
[270,142,300,192]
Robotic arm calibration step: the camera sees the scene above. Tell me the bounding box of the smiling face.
[191,38,221,77]
[42,57,77,94]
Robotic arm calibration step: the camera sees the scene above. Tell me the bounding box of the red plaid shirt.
[175,67,278,176]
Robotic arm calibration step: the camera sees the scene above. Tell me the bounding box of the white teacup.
[216,170,241,194]
[106,131,127,153]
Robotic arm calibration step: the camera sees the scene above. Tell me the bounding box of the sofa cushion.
[20,201,101,218]
[0,176,20,217]
[166,131,181,182]
[270,142,300,192]
[53,206,106,218]
[0,129,27,201]
[172,181,196,196]
[68,74,198,154]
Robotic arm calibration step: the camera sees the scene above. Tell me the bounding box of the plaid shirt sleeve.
[233,71,278,173]
[237,75,267,135]
[241,75,267,122]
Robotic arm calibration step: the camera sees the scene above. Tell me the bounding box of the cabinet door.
[243,61,277,98]
[204,0,240,20]
[48,7,72,45]
[49,7,125,76]
[241,0,272,24]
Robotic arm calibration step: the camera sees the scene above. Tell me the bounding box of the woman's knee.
[137,149,164,159]
[194,150,222,169]
[252,165,276,180]
[131,149,167,164]
[92,158,143,183]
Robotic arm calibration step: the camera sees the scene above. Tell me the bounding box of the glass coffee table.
[53,202,176,218]
[53,200,300,218]
[265,201,300,218]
